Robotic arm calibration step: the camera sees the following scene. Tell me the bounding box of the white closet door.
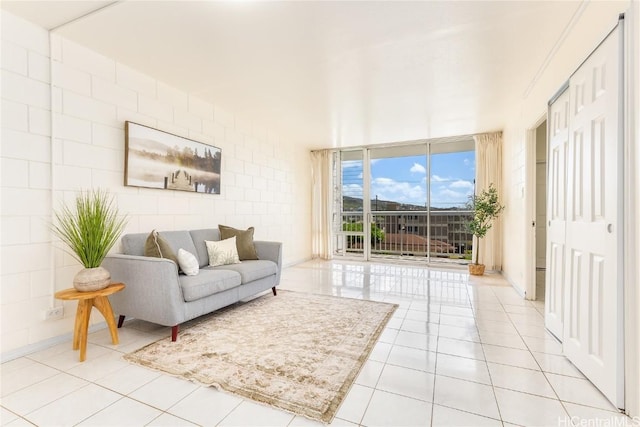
[563,27,622,408]
[545,88,569,341]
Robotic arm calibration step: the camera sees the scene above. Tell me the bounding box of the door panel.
[545,88,569,340]
[335,150,366,259]
[563,27,621,407]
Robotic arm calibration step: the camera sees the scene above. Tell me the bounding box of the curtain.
[474,132,503,270]
[311,150,333,259]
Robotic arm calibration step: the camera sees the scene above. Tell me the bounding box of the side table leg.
[77,299,92,362]
[72,302,84,350]
[93,295,119,345]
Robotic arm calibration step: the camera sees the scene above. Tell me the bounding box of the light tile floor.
[1,259,636,426]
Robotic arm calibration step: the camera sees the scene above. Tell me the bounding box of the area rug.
[124,290,397,423]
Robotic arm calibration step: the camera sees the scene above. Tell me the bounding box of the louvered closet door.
[563,26,622,408]
[545,88,569,341]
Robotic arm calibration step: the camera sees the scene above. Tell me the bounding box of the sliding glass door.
[333,138,475,264]
[369,145,428,260]
[334,150,366,259]
[428,141,476,263]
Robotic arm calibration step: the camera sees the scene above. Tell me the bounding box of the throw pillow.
[205,237,241,267]
[218,224,259,260]
[177,248,199,276]
[144,230,179,265]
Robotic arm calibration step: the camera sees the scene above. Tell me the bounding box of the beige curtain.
[474,132,503,270]
[311,150,333,259]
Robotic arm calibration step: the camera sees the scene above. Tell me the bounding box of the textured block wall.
[1,12,312,355]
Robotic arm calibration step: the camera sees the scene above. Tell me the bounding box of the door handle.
[607,223,613,233]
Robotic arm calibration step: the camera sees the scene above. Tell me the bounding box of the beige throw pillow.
[218,225,258,261]
[205,237,241,267]
[144,230,179,265]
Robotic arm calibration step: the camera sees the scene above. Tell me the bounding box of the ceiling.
[2,1,590,148]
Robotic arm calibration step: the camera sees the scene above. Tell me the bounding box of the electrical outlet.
[43,306,63,320]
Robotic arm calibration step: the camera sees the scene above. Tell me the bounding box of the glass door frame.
[334,149,367,259]
[334,137,474,263]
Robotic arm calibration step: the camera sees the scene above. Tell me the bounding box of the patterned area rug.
[125,290,397,423]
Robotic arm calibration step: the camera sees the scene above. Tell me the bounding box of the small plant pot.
[73,267,111,292]
[468,263,485,276]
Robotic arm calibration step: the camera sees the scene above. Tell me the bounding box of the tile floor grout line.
[482,282,507,425]
[353,384,376,427]
[501,294,574,423]
[75,390,127,426]
[432,402,504,424]
[429,302,441,427]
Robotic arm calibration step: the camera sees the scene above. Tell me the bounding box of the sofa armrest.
[254,241,283,285]
[102,254,186,327]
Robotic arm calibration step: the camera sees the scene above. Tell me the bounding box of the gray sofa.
[102,228,282,341]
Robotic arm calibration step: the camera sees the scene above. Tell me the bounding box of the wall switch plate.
[43,306,63,320]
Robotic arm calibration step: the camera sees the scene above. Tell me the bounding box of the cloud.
[438,189,467,200]
[410,163,426,174]
[431,188,470,206]
[341,160,362,169]
[440,188,465,197]
[429,183,475,208]
[371,177,426,205]
[374,177,395,185]
[450,180,473,189]
[342,183,363,197]
[463,158,475,171]
[341,174,473,208]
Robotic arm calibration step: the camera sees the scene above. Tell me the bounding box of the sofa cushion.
[121,233,148,256]
[209,260,277,284]
[144,230,179,265]
[179,269,241,302]
[189,229,220,268]
[219,225,259,261]
[157,230,199,259]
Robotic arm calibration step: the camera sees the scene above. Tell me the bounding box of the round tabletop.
[55,283,125,301]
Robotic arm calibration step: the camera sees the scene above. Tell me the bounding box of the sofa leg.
[272,287,277,296]
[117,315,125,328]
[171,325,179,342]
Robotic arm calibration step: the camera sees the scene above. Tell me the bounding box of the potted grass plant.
[467,183,504,276]
[52,189,128,292]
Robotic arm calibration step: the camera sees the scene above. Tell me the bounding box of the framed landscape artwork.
[124,121,221,194]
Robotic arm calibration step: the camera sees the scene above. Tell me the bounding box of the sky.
[342,151,475,209]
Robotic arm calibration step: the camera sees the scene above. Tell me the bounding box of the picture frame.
[124,121,221,194]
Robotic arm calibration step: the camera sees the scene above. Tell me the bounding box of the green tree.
[466,183,504,265]
[343,222,385,246]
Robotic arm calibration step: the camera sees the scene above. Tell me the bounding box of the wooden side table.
[55,283,125,362]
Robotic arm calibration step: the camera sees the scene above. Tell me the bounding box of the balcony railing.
[335,210,474,264]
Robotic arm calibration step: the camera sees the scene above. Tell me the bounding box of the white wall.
[1,11,312,357]
[500,1,630,294]
[1,11,55,356]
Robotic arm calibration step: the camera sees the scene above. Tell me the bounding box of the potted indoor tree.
[52,189,128,292]
[467,183,504,276]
